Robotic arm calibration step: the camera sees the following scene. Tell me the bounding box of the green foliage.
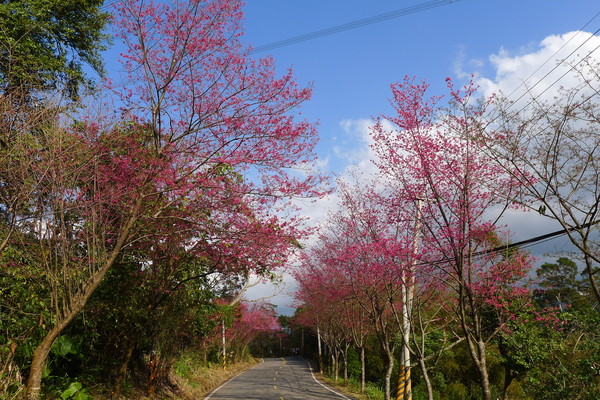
[52,335,81,359]
[363,385,384,399]
[173,352,198,379]
[535,257,581,309]
[60,381,90,400]
[345,347,362,379]
[0,0,109,98]
[492,257,600,399]
[518,312,600,399]
[31,334,88,398]
[0,242,50,398]
[445,382,470,400]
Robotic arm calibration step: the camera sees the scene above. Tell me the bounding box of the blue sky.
[101,0,600,313]
[100,0,600,176]
[240,0,600,313]
[243,0,599,173]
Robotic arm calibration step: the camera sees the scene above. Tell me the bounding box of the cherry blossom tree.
[294,256,348,381]
[22,0,325,397]
[295,172,417,400]
[371,76,533,400]
[224,301,280,362]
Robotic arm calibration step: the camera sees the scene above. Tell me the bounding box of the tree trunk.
[384,347,395,400]
[463,330,493,400]
[332,352,338,382]
[113,339,136,397]
[343,343,349,386]
[396,198,422,400]
[360,347,366,393]
[418,357,434,400]
[476,339,492,400]
[25,322,66,400]
[317,325,322,372]
[501,363,514,400]
[460,286,493,400]
[24,204,140,399]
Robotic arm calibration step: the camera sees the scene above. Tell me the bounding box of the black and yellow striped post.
[396,365,412,400]
[222,318,227,370]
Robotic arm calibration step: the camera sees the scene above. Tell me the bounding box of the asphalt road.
[204,356,354,400]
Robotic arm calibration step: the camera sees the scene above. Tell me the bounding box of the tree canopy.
[0,0,109,98]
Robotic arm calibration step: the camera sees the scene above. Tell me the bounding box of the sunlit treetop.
[0,0,110,99]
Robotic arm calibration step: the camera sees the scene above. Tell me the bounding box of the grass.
[88,354,261,400]
[318,374,385,400]
[173,356,261,399]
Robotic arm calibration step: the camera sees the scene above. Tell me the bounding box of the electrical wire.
[504,28,600,119]
[477,220,600,257]
[249,0,457,54]
[499,11,600,103]
[100,0,119,11]
[413,220,600,269]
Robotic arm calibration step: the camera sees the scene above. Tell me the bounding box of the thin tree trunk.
[384,346,395,400]
[113,339,136,397]
[332,352,338,382]
[459,279,493,400]
[343,343,349,386]
[501,363,514,400]
[418,357,434,400]
[360,347,366,393]
[317,325,322,372]
[462,328,493,400]
[475,339,492,400]
[396,198,422,400]
[25,321,69,400]
[25,201,141,399]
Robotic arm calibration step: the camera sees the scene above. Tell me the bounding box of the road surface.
[204,356,354,400]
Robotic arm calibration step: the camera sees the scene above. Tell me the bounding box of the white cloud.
[243,271,297,316]
[333,118,374,165]
[477,31,600,104]
[251,31,600,314]
[474,31,600,261]
[454,44,486,79]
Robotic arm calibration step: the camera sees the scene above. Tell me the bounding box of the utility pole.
[222,318,227,369]
[397,199,423,400]
[317,324,322,372]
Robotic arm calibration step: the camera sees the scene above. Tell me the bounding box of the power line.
[249,0,457,54]
[477,220,600,257]
[100,0,119,11]
[483,12,600,126]
[418,220,600,269]
[507,28,600,117]
[500,11,600,103]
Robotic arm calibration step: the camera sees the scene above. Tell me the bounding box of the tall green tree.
[535,257,580,310]
[0,0,109,98]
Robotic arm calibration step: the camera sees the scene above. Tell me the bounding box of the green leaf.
[53,335,78,357]
[60,381,82,400]
[73,389,91,400]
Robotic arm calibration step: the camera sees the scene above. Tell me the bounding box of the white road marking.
[304,360,353,400]
[203,358,265,400]
[205,358,353,400]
